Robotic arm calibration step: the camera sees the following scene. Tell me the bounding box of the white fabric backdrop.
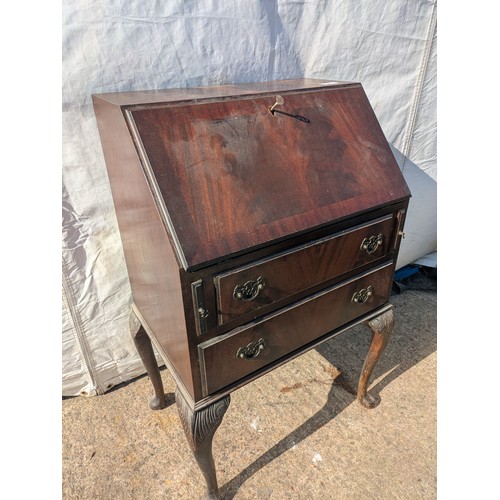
[62,0,437,396]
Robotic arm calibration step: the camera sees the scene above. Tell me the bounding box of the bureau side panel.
[92,96,195,397]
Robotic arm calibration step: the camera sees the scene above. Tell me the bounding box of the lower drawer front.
[199,262,393,396]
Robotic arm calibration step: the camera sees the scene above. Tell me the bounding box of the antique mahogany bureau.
[93,78,410,498]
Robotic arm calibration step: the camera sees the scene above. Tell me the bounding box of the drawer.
[200,262,394,396]
[214,215,394,324]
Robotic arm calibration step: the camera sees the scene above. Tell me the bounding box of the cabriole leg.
[129,309,166,410]
[357,307,394,409]
[175,388,230,499]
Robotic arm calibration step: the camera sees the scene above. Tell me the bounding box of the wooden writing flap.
[128,83,410,269]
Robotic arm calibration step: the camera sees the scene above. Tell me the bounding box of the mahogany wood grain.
[129,85,410,269]
[199,262,394,396]
[215,214,394,324]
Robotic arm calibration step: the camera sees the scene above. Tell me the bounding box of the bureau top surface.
[95,79,410,270]
[93,78,353,106]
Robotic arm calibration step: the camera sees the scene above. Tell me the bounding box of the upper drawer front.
[200,262,393,396]
[215,215,394,324]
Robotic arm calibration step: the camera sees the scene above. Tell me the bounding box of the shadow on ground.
[220,269,436,498]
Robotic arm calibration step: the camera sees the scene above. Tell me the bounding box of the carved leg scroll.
[129,309,166,410]
[175,388,230,499]
[357,307,394,409]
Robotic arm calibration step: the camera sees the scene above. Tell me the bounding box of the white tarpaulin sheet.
[62,0,437,396]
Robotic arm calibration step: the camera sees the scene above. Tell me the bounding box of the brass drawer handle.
[360,234,383,254]
[352,286,373,304]
[233,276,266,302]
[236,338,265,360]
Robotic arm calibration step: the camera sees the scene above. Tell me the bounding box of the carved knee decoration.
[176,388,230,499]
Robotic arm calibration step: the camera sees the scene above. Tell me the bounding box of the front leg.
[175,388,230,499]
[129,309,166,410]
[357,307,394,409]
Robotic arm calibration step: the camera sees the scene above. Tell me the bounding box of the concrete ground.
[63,272,436,499]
